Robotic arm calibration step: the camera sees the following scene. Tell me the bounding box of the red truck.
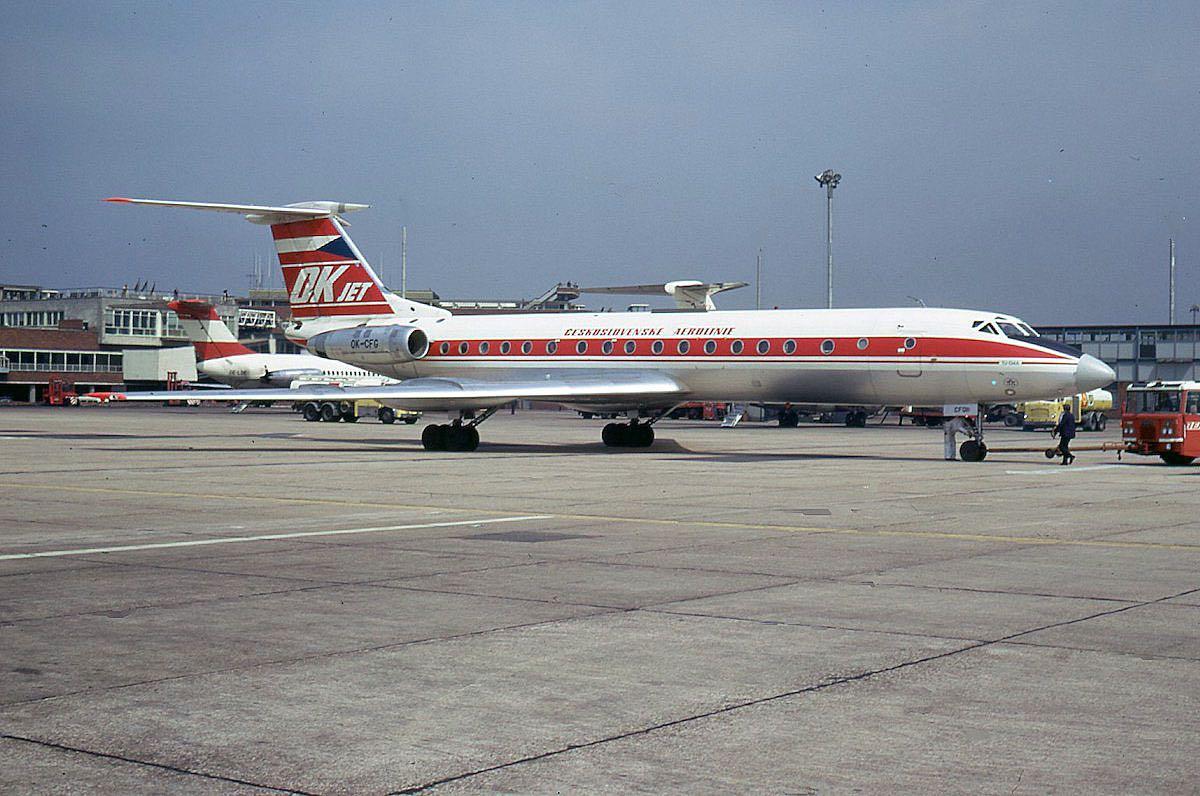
[1122,381,1200,465]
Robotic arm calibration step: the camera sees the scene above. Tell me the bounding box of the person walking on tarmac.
[944,415,977,460]
[1052,403,1077,465]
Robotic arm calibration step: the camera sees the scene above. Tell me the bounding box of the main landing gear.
[421,407,498,452]
[602,413,666,448]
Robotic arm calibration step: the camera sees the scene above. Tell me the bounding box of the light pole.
[814,169,841,309]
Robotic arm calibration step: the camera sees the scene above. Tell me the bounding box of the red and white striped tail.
[272,217,394,319]
[169,300,254,361]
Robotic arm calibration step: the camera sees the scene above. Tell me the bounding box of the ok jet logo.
[289,265,373,304]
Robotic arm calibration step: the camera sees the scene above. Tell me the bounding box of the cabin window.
[857,337,869,350]
[756,340,770,355]
[784,339,798,355]
[677,340,691,355]
[819,339,834,355]
[652,340,664,355]
[576,340,588,355]
[904,337,917,350]
[731,340,744,355]
[624,340,636,355]
[547,340,558,354]
[500,341,511,354]
[602,340,613,355]
[479,341,490,355]
[439,342,450,355]
[458,341,469,355]
[704,340,717,355]
[521,341,532,355]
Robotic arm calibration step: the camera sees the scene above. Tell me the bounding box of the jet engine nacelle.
[307,325,429,365]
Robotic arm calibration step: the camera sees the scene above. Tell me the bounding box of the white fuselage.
[199,352,393,390]
[297,307,1109,407]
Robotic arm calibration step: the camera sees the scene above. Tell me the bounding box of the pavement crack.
[388,584,1200,793]
[0,733,313,794]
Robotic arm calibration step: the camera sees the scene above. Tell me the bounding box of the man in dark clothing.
[1053,404,1077,465]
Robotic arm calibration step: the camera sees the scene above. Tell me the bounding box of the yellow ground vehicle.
[1013,388,1112,432]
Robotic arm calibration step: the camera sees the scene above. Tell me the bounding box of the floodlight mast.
[815,169,841,309]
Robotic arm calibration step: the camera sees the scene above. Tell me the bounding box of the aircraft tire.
[302,402,321,422]
[378,407,396,425]
[444,425,479,452]
[319,402,339,422]
[602,423,624,447]
[959,440,988,462]
[421,423,447,451]
[633,424,654,447]
[1159,452,1195,466]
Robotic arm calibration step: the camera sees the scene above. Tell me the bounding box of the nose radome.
[1075,354,1115,391]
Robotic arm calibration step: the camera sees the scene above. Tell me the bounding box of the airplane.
[104,197,1115,460]
[167,298,405,421]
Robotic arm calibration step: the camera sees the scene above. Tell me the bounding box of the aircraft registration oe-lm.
[105,197,1115,460]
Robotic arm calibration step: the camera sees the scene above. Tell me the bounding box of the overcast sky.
[2,2,1197,324]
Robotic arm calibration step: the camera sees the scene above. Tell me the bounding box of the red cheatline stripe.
[271,218,339,239]
[277,251,358,265]
[290,303,394,317]
[420,337,1070,361]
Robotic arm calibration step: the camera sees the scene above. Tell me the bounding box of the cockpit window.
[997,322,1025,338]
[979,323,999,335]
[1017,323,1038,337]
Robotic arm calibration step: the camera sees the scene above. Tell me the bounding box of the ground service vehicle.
[1017,388,1112,431]
[1122,381,1200,465]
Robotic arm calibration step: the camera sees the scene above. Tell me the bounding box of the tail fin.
[272,216,395,318]
[106,198,450,321]
[169,300,254,361]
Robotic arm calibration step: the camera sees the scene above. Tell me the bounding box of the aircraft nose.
[1075,354,1115,391]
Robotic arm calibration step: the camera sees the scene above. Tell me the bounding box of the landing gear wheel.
[445,424,480,452]
[378,407,396,425]
[302,402,321,422]
[1159,452,1195,466]
[319,402,339,422]
[602,422,625,447]
[631,423,654,447]
[844,410,867,428]
[959,440,988,462]
[421,423,447,451]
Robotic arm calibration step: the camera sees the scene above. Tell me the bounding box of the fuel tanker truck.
[1008,388,1113,432]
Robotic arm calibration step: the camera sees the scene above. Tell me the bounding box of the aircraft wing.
[110,371,688,411]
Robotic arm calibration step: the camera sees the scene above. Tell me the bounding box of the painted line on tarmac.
[0,515,552,560]
[1,481,1197,552]
[1005,465,1123,475]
